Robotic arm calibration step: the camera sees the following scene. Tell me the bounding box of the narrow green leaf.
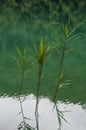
[23,44,27,63]
[44,54,51,64]
[16,59,23,68]
[33,42,38,54]
[59,71,65,82]
[54,38,64,48]
[24,70,31,76]
[15,44,22,59]
[11,55,23,68]
[67,32,86,42]
[40,38,44,56]
[64,24,68,37]
[52,26,64,43]
[68,20,86,37]
[65,48,74,53]
[67,33,81,41]
[51,45,61,61]
[52,45,61,55]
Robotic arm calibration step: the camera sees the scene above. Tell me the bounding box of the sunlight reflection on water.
[0,95,86,130]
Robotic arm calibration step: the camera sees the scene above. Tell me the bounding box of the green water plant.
[32,38,51,130]
[14,44,29,95]
[52,18,86,130]
[13,44,34,130]
[52,19,70,129]
[53,18,86,104]
[53,18,71,103]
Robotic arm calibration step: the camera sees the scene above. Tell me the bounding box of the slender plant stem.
[19,96,26,127]
[54,37,67,104]
[19,65,25,95]
[18,64,26,128]
[35,63,43,130]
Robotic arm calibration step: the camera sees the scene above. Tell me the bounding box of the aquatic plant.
[13,44,34,130]
[32,38,51,130]
[52,18,86,104]
[52,18,86,130]
[52,18,71,104]
[11,18,86,130]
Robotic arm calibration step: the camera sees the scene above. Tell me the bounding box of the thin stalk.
[19,96,26,128]
[35,63,43,130]
[18,64,26,128]
[53,36,67,104]
[19,65,25,95]
[14,44,32,130]
[34,39,50,130]
[56,105,62,130]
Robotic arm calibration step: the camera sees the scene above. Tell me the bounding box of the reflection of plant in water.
[32,39,51,130]
[13,44,34,130]
[56,105,69,130]
[18,97,35,130]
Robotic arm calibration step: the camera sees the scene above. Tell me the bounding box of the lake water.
[0,95,86,130]
[0,23,86,130]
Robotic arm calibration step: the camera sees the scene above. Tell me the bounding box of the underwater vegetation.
[12,18,86,130]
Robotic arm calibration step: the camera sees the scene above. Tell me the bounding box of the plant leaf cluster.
[33,38,51,66]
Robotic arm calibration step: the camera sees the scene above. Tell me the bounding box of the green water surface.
[0,22,86,104]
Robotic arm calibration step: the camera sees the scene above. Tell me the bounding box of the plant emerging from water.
[11,18,86,130]
[13,44,34,130]
[32,38,51,130]
[53,18,71,104]
[52,18,86,130]
[53,18,86,104]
